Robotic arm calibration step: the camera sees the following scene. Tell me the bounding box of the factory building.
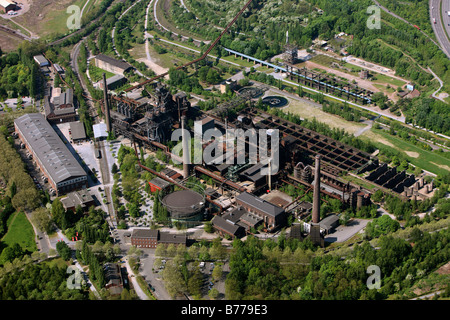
[44,88,76,124]
[14,113,87,196]
[235,192,286,231]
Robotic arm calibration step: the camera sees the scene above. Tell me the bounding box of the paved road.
[431,0,450,58]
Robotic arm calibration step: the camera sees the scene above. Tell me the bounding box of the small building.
[406,83,415,91]
[130,228,187,248]
[319,214,340,235]
[211,215,246,239]
[53,64,64,74]
[33,55,49,67]
[148,177,171,193]
[69,121,87,142]
[60,189,95,212]
[93,54,132,76]
[359,70,369,80]
[0,0,16,13]
[194,116,215,139]
[103,263,123,296]
[93,122,108,140]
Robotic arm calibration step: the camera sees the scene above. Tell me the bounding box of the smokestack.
[181,115,190,178]
[102,73,111,133]
[312,155,321,224]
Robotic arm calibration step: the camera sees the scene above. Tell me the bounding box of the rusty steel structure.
[284,64,374,104]
[242,107,377,175]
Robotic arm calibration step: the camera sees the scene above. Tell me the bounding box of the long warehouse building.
[14,113,88,195]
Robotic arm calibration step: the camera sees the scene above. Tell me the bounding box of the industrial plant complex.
[2,0,448,304]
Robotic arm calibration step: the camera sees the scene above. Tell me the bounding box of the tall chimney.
[312,155,321,224]
[181,115,190,178]
[102,73,111,133]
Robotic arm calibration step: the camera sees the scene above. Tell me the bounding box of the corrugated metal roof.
[14,113,86,184]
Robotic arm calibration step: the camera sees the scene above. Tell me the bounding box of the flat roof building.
[14,113,87,196]
[69,121,86,142]
[148,177,171,193]
[33,54,49,67]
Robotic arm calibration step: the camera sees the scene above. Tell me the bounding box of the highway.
[431,0,450,58]
[372,0,447,57]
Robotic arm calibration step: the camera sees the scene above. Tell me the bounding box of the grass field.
[2,211,36,252]
[363,129,450,176]
[11,0,89,37]
[372,74,406,87]
[88,64,115,82]
[282,96,366,135]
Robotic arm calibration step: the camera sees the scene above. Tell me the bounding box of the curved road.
[431,0,450,58]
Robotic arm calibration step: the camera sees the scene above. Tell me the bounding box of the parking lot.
[325,218,369,243]
[0,97,34,113]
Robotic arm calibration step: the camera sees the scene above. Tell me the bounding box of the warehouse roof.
[94,54,132,71]
[14,113,86,184]
[33,54,49,66]
[69,121,86,141]
[236,192,285,217]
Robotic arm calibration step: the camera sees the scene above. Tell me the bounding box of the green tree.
[56,241,71,261]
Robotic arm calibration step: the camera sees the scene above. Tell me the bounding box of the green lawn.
[2,211,36,252]
[366,129,450,176]
[88,64,116,83]
[372,73,406,87]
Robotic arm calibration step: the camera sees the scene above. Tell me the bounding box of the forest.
[0,48,40,100]
[0,259,88,300]
[225,227,450,300]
